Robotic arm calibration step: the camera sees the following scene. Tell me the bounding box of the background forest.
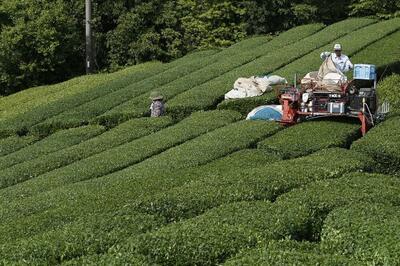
[0,0,398,95]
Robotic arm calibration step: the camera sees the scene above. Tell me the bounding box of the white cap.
[334,43,342,50]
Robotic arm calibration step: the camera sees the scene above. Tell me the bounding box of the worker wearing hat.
[320,44,353,73]
[149,91,165,117]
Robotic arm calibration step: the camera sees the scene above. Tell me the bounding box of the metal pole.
[85,0,93,74]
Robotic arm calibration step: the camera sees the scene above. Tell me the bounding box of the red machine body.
[278,79,378,135]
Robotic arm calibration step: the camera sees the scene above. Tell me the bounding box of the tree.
[350,0,400,18]
[0,0,83,94]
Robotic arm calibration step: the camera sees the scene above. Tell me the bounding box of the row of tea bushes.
[166,19,375,116]
[0,125,106,170]
[134,148,372,222]
[351,115,400,175]
[258,120,360,159]
[95,24,324,124]
[0,110,239,191]
[276,18,400,80]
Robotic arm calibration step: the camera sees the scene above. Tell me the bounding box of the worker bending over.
[149,91,165,117]
[320,44,353,73]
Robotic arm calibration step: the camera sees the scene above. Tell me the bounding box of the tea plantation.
[0,17,399,265]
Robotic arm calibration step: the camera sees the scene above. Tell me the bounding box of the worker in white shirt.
[320,44,353,73]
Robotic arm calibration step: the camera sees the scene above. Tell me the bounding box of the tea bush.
[0,135,38,156]
[258,120,360,159]
[135,148,372,222]
[166,18,375,114]
[0,50,216,136]
[0,125,105,170]
[0,110,239,189]
[224,240,357,265]
[131,201,311,266]
[351,31,400,78]
[95,24,324,124]
[321,203,400,264]
[277,172,400,240]
[276,18,400,80]
[35,50,221,131]
[377,74,400,113]
[351,115,400,175]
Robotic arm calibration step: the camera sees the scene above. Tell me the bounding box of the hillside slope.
[0,18,399,265]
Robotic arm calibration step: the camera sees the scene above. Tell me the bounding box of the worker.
[149,91,165,117]
[320,44,353,73]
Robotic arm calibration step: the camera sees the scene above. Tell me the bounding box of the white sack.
[225,75,287,100]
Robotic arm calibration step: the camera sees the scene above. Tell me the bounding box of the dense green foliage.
[376,74,400,112]
[96,24,323,123]
[351,31,400,77]
[0,110,239,190]
[277,172,400,239]
[134,148,371,222]
[321,203,400,264]
[224,240,357,265]
[258,121,360,159]
[351,115,400,175]
[0,14,398,265]
[0,125,105,170]
[276,18,400,80]
[0,135,38,156]
[166,18,377,112]
[1,0,398,95]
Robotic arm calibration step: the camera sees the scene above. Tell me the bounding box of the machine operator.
[320,43,353,73]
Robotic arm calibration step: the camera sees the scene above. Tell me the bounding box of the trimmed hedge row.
[34,50,223,131]
[0,63,152,122]
[321,203,400,264]
[134,148,372,222]
[0,211,162,264]
[224,240,357,265]
[132,172,399,265]
[0,117,172,190]
[62,254,149,266]
[124,120,281,176]
[0,61,167,137]
[0,120,280,258]
[0,125,105,170]
[191,148,281,174]
[95,24,324,124]
[257,120,360,159]
[0,50,217,137]
[0,150,278,243]
[377,74,400,113]
[217,91,278,115]
[351,115,400,175]
[0,135,38,157]
[277,172,400,240]
[166,18,375,115]
[0,110,240,203]
[129,201,311,266]
[276,18,400,80]
[351,30,400,78]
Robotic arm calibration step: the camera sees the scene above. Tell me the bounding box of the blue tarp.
[247,105,283,121]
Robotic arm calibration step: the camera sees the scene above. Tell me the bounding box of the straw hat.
[149,91,164,100]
